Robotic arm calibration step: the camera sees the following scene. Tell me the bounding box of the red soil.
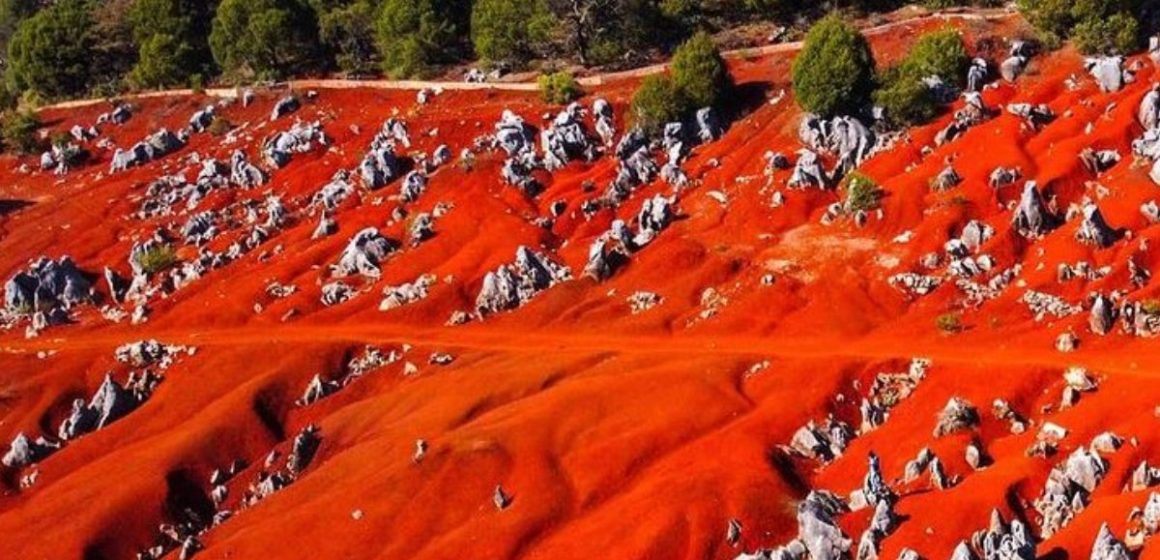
[2,10,1160,560]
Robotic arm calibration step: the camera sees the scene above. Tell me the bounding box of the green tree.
[906,28,969,87]
[128,0,215,87]
[471,0,556,67]
[791,14,875,117]
[131,33,194,88]
[670,31,730,109]
[316,0,378,75]
[6,0,95,99]
[210,0,319,79]
[0,0,37,52]
[376,0,469,78]
[631,74,685,135]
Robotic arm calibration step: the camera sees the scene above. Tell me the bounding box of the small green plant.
[873,66,938,127]
[49,131,71,148]
[134,244,178,275]
[207,116,233,136]
[843,172,882,213]
[0,110,43,155]
[190,73,205,95]
[873,28,968,127]
[936,312,963,333]
[538,71,583,105]
[630,74,685,136]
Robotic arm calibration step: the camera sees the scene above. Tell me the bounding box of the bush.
[936,312,963,333]
[631,75,686,136]
[376,0,469,79]
[207,116,232,136]
[873,65,939,127]
[538,71,583,104]
[1071,12,1140,55]
[907,29,969,87]
[134,244,177,275]
[1019,0,1144,55]
[872,29,967,127]
[792,14,875,117]
[471,0,555,67]
[0,110,41,154]
[670,31,730,110]
[189,73,205,94]
[842,172,883,213]
[1018,0,1074,39]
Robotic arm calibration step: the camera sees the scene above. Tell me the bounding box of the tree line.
[0,0,1013,104]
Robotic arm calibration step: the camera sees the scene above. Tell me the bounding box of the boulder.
[334,228,396,278]
[1075,203,1119,248]
[1000,56,1027,82]
[271,95,301,120]
[1012,181,1054,238]
[1090,523,1130,560]
[1085,56,1132,92]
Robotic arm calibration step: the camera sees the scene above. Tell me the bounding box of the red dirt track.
[4,9,1160,560]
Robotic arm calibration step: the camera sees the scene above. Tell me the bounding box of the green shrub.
[907,29,969,87]
[1018,0,1074,39]
[871,29,967,128]
[873,65,939,127]
[792,14,875,117]
[842,172,883,213]
[189,73,205,94]
[631,74,686,136]
[1019,0,1144,55]
[538,71,583,104]
[0,109,41,154]
[49,130,70,148]
[1071,12,1139,55]
[670,31,730,110]
[207,115,232,136]
[134,244,177,275]
[936,312,963,333]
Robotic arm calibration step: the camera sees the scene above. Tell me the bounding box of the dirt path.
[2,319,1150,380]
[40,8,1018,111]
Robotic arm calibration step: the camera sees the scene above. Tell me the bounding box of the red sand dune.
[2,10,1160,560]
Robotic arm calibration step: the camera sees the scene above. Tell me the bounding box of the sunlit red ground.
[3,10,1160,560]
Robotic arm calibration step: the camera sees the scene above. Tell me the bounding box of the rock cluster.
[475,247,571,317]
